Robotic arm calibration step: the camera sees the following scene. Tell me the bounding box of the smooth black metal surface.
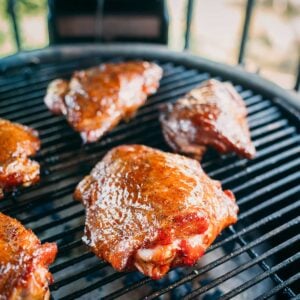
[7,0,21,50]
[295,61,300,92]
[238,0,255,65]
[0,44,299,299]
[184,0,194,50]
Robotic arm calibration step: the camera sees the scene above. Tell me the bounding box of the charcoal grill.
[0,44,299,300]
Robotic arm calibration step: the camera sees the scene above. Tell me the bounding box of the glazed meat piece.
[45,61,163,143]
[0,119,40,199]
[0,212,57,300]
[160,79,256,159]
[74,145,238,279]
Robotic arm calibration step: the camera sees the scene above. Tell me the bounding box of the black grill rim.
[0,44,299,299]
[1,43,300,114]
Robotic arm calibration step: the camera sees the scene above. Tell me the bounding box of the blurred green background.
[0,0,299,89]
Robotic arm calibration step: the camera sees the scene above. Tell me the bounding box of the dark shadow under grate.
[0,45,299,300]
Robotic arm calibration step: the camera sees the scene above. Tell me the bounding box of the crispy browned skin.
[45,61,163,143]
[0,213,57,300]
[74,145,238,279]
[160,79,256,159]
[0,119,40,199]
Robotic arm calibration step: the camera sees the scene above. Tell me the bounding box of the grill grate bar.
[198,129,296,177]
[230,155,300,192]
[243,94,262,106]
[102,278,151,300]
[1,183,76,214]
[159,66,192,85]
[246,112,281,129]
[202,124,292,171]
[237,171,300,205]
[24,115,66,131]
[253,127,296,148]
[247,100,272,114]
[256,273,300,300]
[51,262,108,291]
[51,252,94,273]
[34,210,84,234]
[246,107,279,123]
[248,110,286,129]
[21,200,78,224]
[44,225,84,243]
[209,135,300,177]
[60,273,125,300]
[249,119,288,137]
[238,185,300,220]
[58,240,83,256]
[218,251,300,300]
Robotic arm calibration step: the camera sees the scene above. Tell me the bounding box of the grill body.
[0,44,299,300]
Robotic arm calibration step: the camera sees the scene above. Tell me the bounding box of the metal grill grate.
[0,45,299,300]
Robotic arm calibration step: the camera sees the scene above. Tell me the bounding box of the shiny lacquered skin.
[45,61,163,143]
[0,213,57,300]
[160,79,256,159]
[0,119,40,199]
[74,145,238,279]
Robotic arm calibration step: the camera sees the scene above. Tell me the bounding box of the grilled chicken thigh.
[74,145,238,279]
[45,61,163,143]
[0,119,40,199]
[0,213,57,300]
[160,79,256,159]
